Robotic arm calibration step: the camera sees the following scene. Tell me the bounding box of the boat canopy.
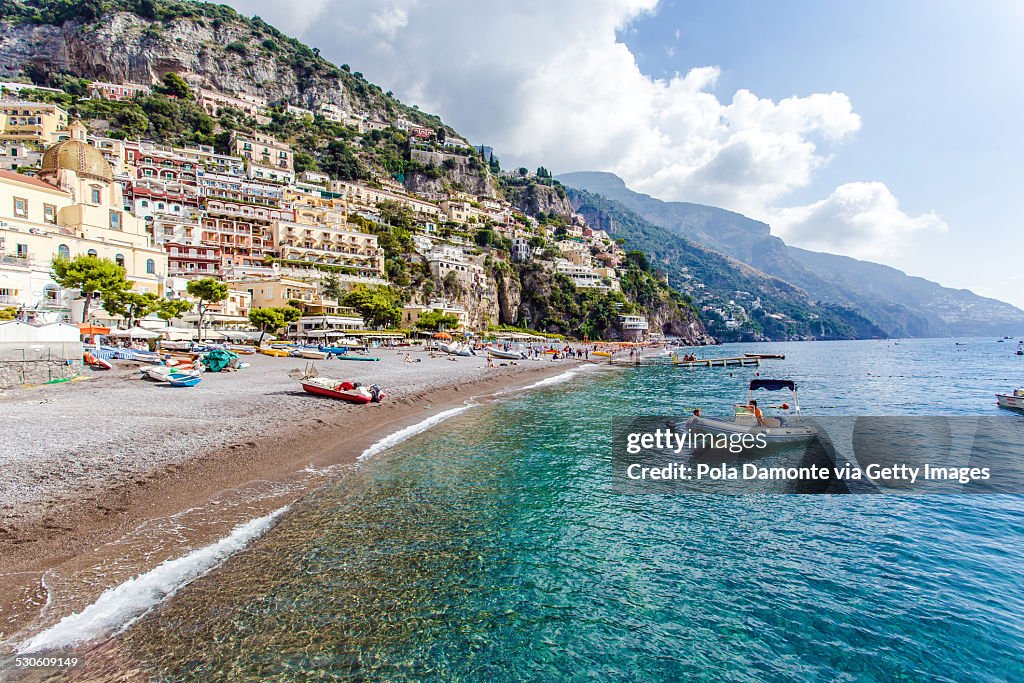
[749,379,796,392]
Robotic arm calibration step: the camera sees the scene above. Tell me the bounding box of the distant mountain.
[557,171,1024,337]
[568,188,887,341]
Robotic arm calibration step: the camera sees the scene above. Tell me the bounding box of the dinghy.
[679,379,817,445]
[300,377,385,403]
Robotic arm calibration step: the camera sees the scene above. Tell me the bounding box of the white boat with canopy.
[682,379,817,443]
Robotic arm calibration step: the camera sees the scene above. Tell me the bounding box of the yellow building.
[0,100,69,146]
[270,219,384,278]
[0,122,167,322]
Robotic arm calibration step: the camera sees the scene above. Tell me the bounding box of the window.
[146,259,155,274]
[16,243,28,258]
[141,200,149,208]
[57,244,70,260]
[87,249,98,257]
[109,210,122,230]
[91,188,102,204]
[115,254,125,267]
[13,197,27,218]
[43,203,56,224]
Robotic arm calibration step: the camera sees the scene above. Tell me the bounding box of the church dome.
[40,122,113,183]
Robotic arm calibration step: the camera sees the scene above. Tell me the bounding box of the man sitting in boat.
[748,399,781,428]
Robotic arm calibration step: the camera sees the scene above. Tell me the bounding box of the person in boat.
[749,399,765,426]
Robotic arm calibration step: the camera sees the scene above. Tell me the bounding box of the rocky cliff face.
[0,11,417,123]
[407,151,497,197]
[503,182,574,218]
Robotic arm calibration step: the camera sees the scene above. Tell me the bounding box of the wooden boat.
[258,347,291,357]
[167,373,201,387]
[298,349,329,360]
[300,377,384,403]
[997,388,1024,411]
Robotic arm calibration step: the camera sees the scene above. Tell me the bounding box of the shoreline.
[0,353,588,649]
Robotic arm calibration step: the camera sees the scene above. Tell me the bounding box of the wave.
[358,404,474,461]
[515,363,602,391]
[18,507,288,654]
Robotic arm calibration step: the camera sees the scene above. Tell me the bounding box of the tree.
[186,278,228,341]
[248,307,284,346]
[321,274,344,301]
[414,310,460,331]
[156,298,193,321]
[52,255,130,323]
[434,126,446,143]
[102,290,160,329]
[536,166,551,179]
[342,287,401,329]
[517,167,528,177]
[161,72,191,100]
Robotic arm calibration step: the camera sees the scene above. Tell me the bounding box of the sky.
[224,0,1024,308]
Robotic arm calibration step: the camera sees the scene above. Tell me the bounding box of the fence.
[0,341,84,388]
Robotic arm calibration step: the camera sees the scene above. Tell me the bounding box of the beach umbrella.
[109,326,161,339]
[77,323,110,337]
[434,332,452,340]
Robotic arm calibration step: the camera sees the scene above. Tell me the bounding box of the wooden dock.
[607,355,763,368]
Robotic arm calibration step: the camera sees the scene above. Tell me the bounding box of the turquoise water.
[115,339,1024,680]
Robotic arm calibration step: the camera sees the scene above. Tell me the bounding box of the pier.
[607,355,764,368]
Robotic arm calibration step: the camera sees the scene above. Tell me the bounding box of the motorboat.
[1017,342,1023,356]
[485,346,524,360]
[681,379,817,444]
[996,388,1024,411]
[300,377,385,403]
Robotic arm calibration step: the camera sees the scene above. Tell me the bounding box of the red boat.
[300,377,384,404]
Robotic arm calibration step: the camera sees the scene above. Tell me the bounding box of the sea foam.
[358,404,473,461]
[18,506,288,653]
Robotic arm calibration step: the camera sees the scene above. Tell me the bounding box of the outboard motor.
[370,384,383,403]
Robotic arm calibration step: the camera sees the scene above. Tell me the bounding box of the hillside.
[568,188,887,341]
[558,171,1024,337]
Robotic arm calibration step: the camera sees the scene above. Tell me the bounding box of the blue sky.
[621,0,1024,303]
[228,0,1024,307]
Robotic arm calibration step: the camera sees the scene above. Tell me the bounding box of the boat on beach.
[167,372,202,387]
[258,347,291,357]
[300,377,385,403]
[996,388,1024,411]
[680,379,817,444]
[485,346,524,360]
[297,348,329,360]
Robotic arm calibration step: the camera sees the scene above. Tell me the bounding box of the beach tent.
[109,326,161,339]
[0,320,40,343]
[77,323,110,338]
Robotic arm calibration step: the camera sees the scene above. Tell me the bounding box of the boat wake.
[358,404,474,461]
[17,507,288,654]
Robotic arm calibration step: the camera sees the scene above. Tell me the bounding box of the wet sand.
[0,349,584,653]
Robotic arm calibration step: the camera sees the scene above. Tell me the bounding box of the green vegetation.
[185,277,228,341]
[342,286,401,328]
[51,254,130,323]
[248,306,300,344]
[102,290,190,327]
[414,309,460,331]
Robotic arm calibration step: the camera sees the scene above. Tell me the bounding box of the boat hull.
[997,394,1024,411]
[682,416,818,444]
[486,348,524,360]
[334,355,380,361]
[301,381,373,403]
[299,350,329,360]
[258,348,291,357]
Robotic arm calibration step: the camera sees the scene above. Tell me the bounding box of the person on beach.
[487,356,494,368]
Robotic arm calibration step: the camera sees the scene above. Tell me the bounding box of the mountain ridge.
[557,171,1024,337]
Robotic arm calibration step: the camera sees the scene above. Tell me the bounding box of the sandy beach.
[0,349,584,650]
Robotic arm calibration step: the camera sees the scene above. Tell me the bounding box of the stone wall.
[0,342,83,388]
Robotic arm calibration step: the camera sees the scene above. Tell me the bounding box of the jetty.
[608,355,765,368]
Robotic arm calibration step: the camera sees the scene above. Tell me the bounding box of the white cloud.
[222,0,940,263]
[767,182,948,260]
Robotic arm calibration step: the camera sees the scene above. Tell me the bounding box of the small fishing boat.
[997,388,1024,411]
[140,365,174,382]
[167,372,202,387]
[323,346,349,356]
[160,340,193,351]
[486,346,525,360]
[299,349,330,360]
[300,377,384,403]
[333,354,380,362]
[680,379,817,445]
[227,345,256,355]
[258,347,291,357]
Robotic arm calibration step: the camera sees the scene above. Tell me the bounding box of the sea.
[12,338,1024,681]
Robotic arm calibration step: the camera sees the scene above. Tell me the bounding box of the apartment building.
[0,101,68,146]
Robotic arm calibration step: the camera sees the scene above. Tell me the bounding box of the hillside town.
[0,79,643,342]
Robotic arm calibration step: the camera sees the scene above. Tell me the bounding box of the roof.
[0,168,67,194]
[749,379,797,392]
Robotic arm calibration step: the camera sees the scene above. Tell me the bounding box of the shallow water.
[39,340,1024,679]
